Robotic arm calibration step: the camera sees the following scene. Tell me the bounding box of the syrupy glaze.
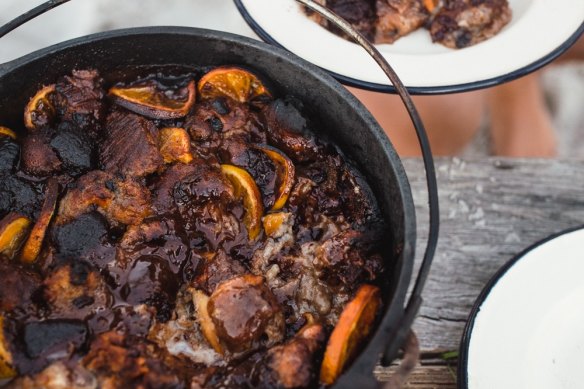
[0,66,389,388]
[304,0,512,48]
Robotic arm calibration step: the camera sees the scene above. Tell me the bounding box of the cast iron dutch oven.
[0,1,439,387]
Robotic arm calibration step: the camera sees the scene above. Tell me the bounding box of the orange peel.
[0,127,17,140]
[0,213,32,260]
[158,127,193,164]
[193,290,224,355]
[198,67,271,103]
[24,84,56,131]
[423,0,439,12]
[255,145,295,211]
[320,284,381,385]
[0,316,16,380]
[21,179,59,264]
[109,79,196,119]
[262,212,289,238]
[221,164,264,240]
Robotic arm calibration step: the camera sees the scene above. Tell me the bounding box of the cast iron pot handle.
[0,0,440,385]
[298,0,439,369]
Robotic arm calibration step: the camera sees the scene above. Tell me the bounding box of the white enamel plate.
[235,0,584,93]
[459,227,584,389]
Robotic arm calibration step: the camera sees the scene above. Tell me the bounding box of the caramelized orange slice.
[21,179,59,264]
[0,213,31,260]
[255,145,295,211]
[109,79,196,119]
[0,126,16,140]
[24,84,56,131]
[192,290,224,355]
[423,0,439,12]
[198,67,271,103]
[262,212,290,238]
[0,316,16,380]
[221,164,264,240]
[158,127,193,164]
[320,284,381,385]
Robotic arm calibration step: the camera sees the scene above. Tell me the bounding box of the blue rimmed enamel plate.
[235,0,584,94]
[459,226,584,389]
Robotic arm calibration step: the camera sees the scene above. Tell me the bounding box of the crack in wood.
[418,315,468,324]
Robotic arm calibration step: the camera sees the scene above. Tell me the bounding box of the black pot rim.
[457,224,584,389]
[0,25,418,384]
[234,0,584,95]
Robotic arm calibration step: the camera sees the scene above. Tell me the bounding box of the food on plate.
[304,0,512,48]
[375,0,430,44]
[428,0,512,48]
[0,65,389,388]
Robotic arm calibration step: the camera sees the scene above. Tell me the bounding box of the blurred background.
[0,0,256,63]
[1,0,582,158]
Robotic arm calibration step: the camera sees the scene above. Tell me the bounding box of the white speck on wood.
[400,157,584,352]
[505,232,522,243]
[458,199,470,213]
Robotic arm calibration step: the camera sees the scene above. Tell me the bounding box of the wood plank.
[376,365,457,388]
[402,157,584,352]
[373,158,583,387]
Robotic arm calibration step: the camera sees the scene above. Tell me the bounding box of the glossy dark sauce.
[0,66,388,388]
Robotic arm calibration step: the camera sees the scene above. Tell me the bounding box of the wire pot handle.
[0,0,440,387]
[0,0,72,40]
[296,0,439,381]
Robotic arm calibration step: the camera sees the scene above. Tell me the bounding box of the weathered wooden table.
[374,157,584,388]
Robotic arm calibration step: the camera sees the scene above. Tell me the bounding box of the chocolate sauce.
[0,67,387,388]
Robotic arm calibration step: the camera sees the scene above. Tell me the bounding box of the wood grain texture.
[375,157,584,387]
[377,365,457,388]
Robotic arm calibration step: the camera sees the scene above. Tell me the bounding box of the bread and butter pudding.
[0,66,389,388]
[305,0,512,48]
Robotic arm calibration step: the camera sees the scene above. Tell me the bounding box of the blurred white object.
[465,227,584,389]
[0,0,93,63]
[541,62,584,158]
[88,0,256,36]
[0,0,257,64]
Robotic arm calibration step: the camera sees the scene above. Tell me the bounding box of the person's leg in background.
[348,87,486,157]
[350,35,583,158]
[487,35,584,157]
[487,72,556,157]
